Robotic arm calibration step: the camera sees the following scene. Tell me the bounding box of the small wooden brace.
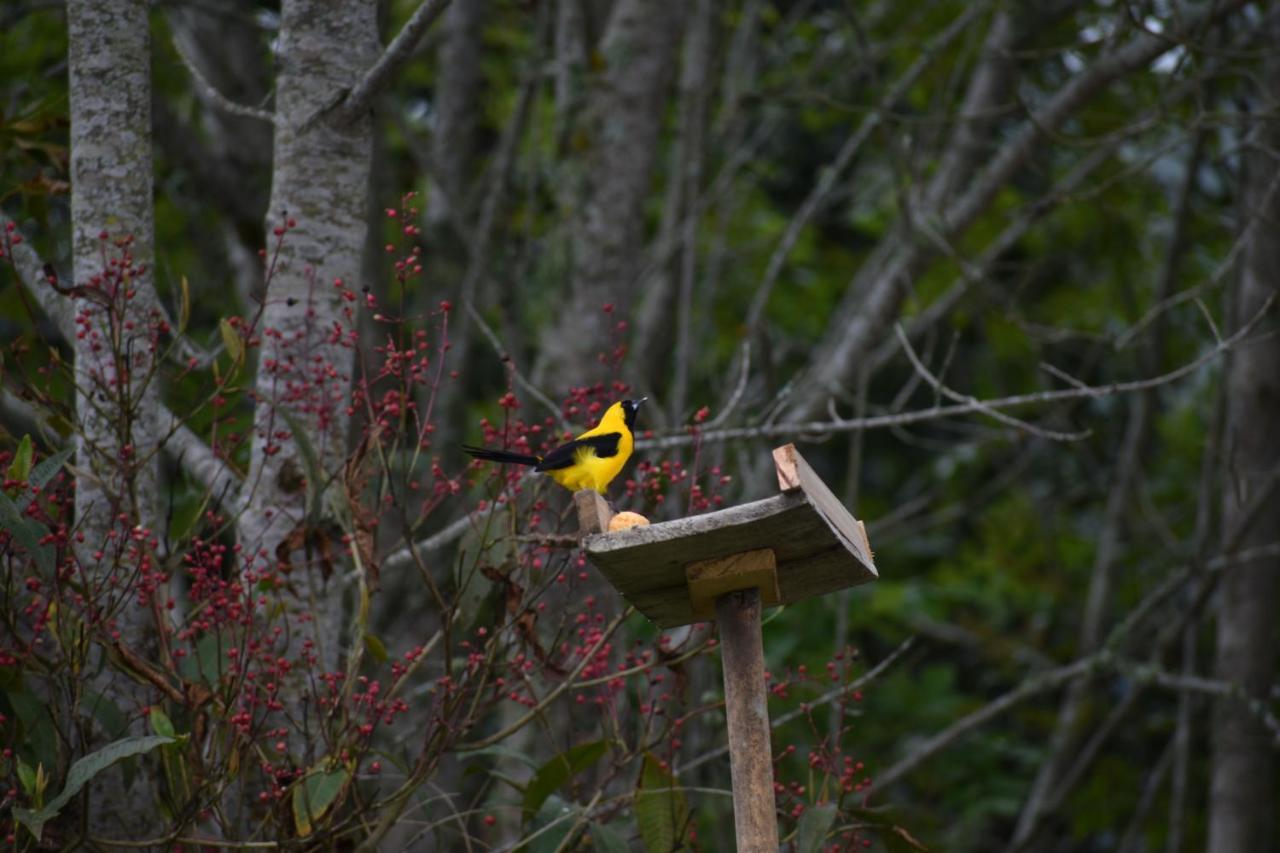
[574,489,615,537]
[686,548,781,621]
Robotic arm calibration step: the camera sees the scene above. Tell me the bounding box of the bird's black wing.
[535,432,622,471]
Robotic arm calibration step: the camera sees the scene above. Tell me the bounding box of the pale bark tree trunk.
[535,0,683,390]
[634,0,713,414]
[67,0,162,834]
[427,0,486,227]
[553,0,588,142]
[1208,35,1280,850]
[240,0,377,679]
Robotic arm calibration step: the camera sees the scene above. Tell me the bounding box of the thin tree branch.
[456,608,633,751]
[171,35,274,123]
[792,0,1249,418]
[3,216,240,501]
[896,325,1089,441]
[639,296,1271,451]
[331,0,452,124]
[676,636,916,777]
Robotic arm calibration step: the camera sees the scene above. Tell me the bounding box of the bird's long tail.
[461,445,541,467]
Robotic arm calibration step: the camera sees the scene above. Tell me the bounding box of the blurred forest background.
[1,0,1278,850]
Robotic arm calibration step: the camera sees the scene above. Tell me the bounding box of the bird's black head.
[621,398,646,431]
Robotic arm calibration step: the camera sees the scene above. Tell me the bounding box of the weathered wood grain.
[772,443,874,568]
[716,588,779,851]
[686,548,780,620]
[583,490,875,626]
[574,489,615,536]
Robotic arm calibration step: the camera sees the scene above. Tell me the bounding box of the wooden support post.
[574,489,615,537]
[715,587,778,852]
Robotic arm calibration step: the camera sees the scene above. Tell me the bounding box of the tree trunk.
[241,0,377,679]
[67,0,162,835]
[535,0,683,391]
[427,0,486,227]
[1208,40,1280,851]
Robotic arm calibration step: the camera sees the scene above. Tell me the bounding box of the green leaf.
[7,435,33,482]
[4,689,57,772]
[291,760,350,838]
[590,821,631,853]
[635,753,688,853]
[797,802,838,853]
[465,743,541,771]
[522,740,609,820]
[148,707,176,739]
[13,735,174,840]
[83,690,128,739]
[25,447,72,501]
[219,317,244,368]
[0,491,54,574]
[280,410,324,522]
[364,632,388,663]
[179,633,229,687]
[15,759,35,798]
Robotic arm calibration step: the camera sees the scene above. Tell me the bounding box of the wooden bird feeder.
[574,443,877,852]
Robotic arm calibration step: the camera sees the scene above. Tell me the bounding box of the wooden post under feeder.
[575,444,877,852]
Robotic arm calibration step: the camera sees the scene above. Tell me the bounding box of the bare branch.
[676,636,916,777]
[3,216,238,502]
[639,297,1272,451]
[171,34,274,123]
[896,325,1089,442]
[332,0,452,124]
[3,216,72,335]
[742,1,990,337]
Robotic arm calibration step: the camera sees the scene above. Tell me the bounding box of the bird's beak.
[637,397,648,405]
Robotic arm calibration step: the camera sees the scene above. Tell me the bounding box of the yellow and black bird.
[462,398,645,494]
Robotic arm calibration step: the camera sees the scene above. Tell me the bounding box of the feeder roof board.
[581,444,877,628]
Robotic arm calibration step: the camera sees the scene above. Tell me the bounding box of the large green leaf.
[4,689,57,772]
[179,633,229,688]
[522,739,609,820]
[13,735,174,840]
[634,753,689,853]
[0,491,53,573]
[796,802,838,853]
[292,760,351,837]
[6,435,33,482]
[83,690,127,740]
[26,446,71,494]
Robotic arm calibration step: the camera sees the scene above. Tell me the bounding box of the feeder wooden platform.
[577,443,876,628]
[576,442,878,852]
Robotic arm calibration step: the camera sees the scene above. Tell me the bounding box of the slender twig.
[640,296,1272,450]
[4,215,237,500]
[867,655,1101,795]
[896,325,1088,441]
[456,608,633,751]
[171,35,274,123]
[675,636,915,776]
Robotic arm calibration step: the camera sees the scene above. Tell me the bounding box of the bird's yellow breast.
[548,402,636,493]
